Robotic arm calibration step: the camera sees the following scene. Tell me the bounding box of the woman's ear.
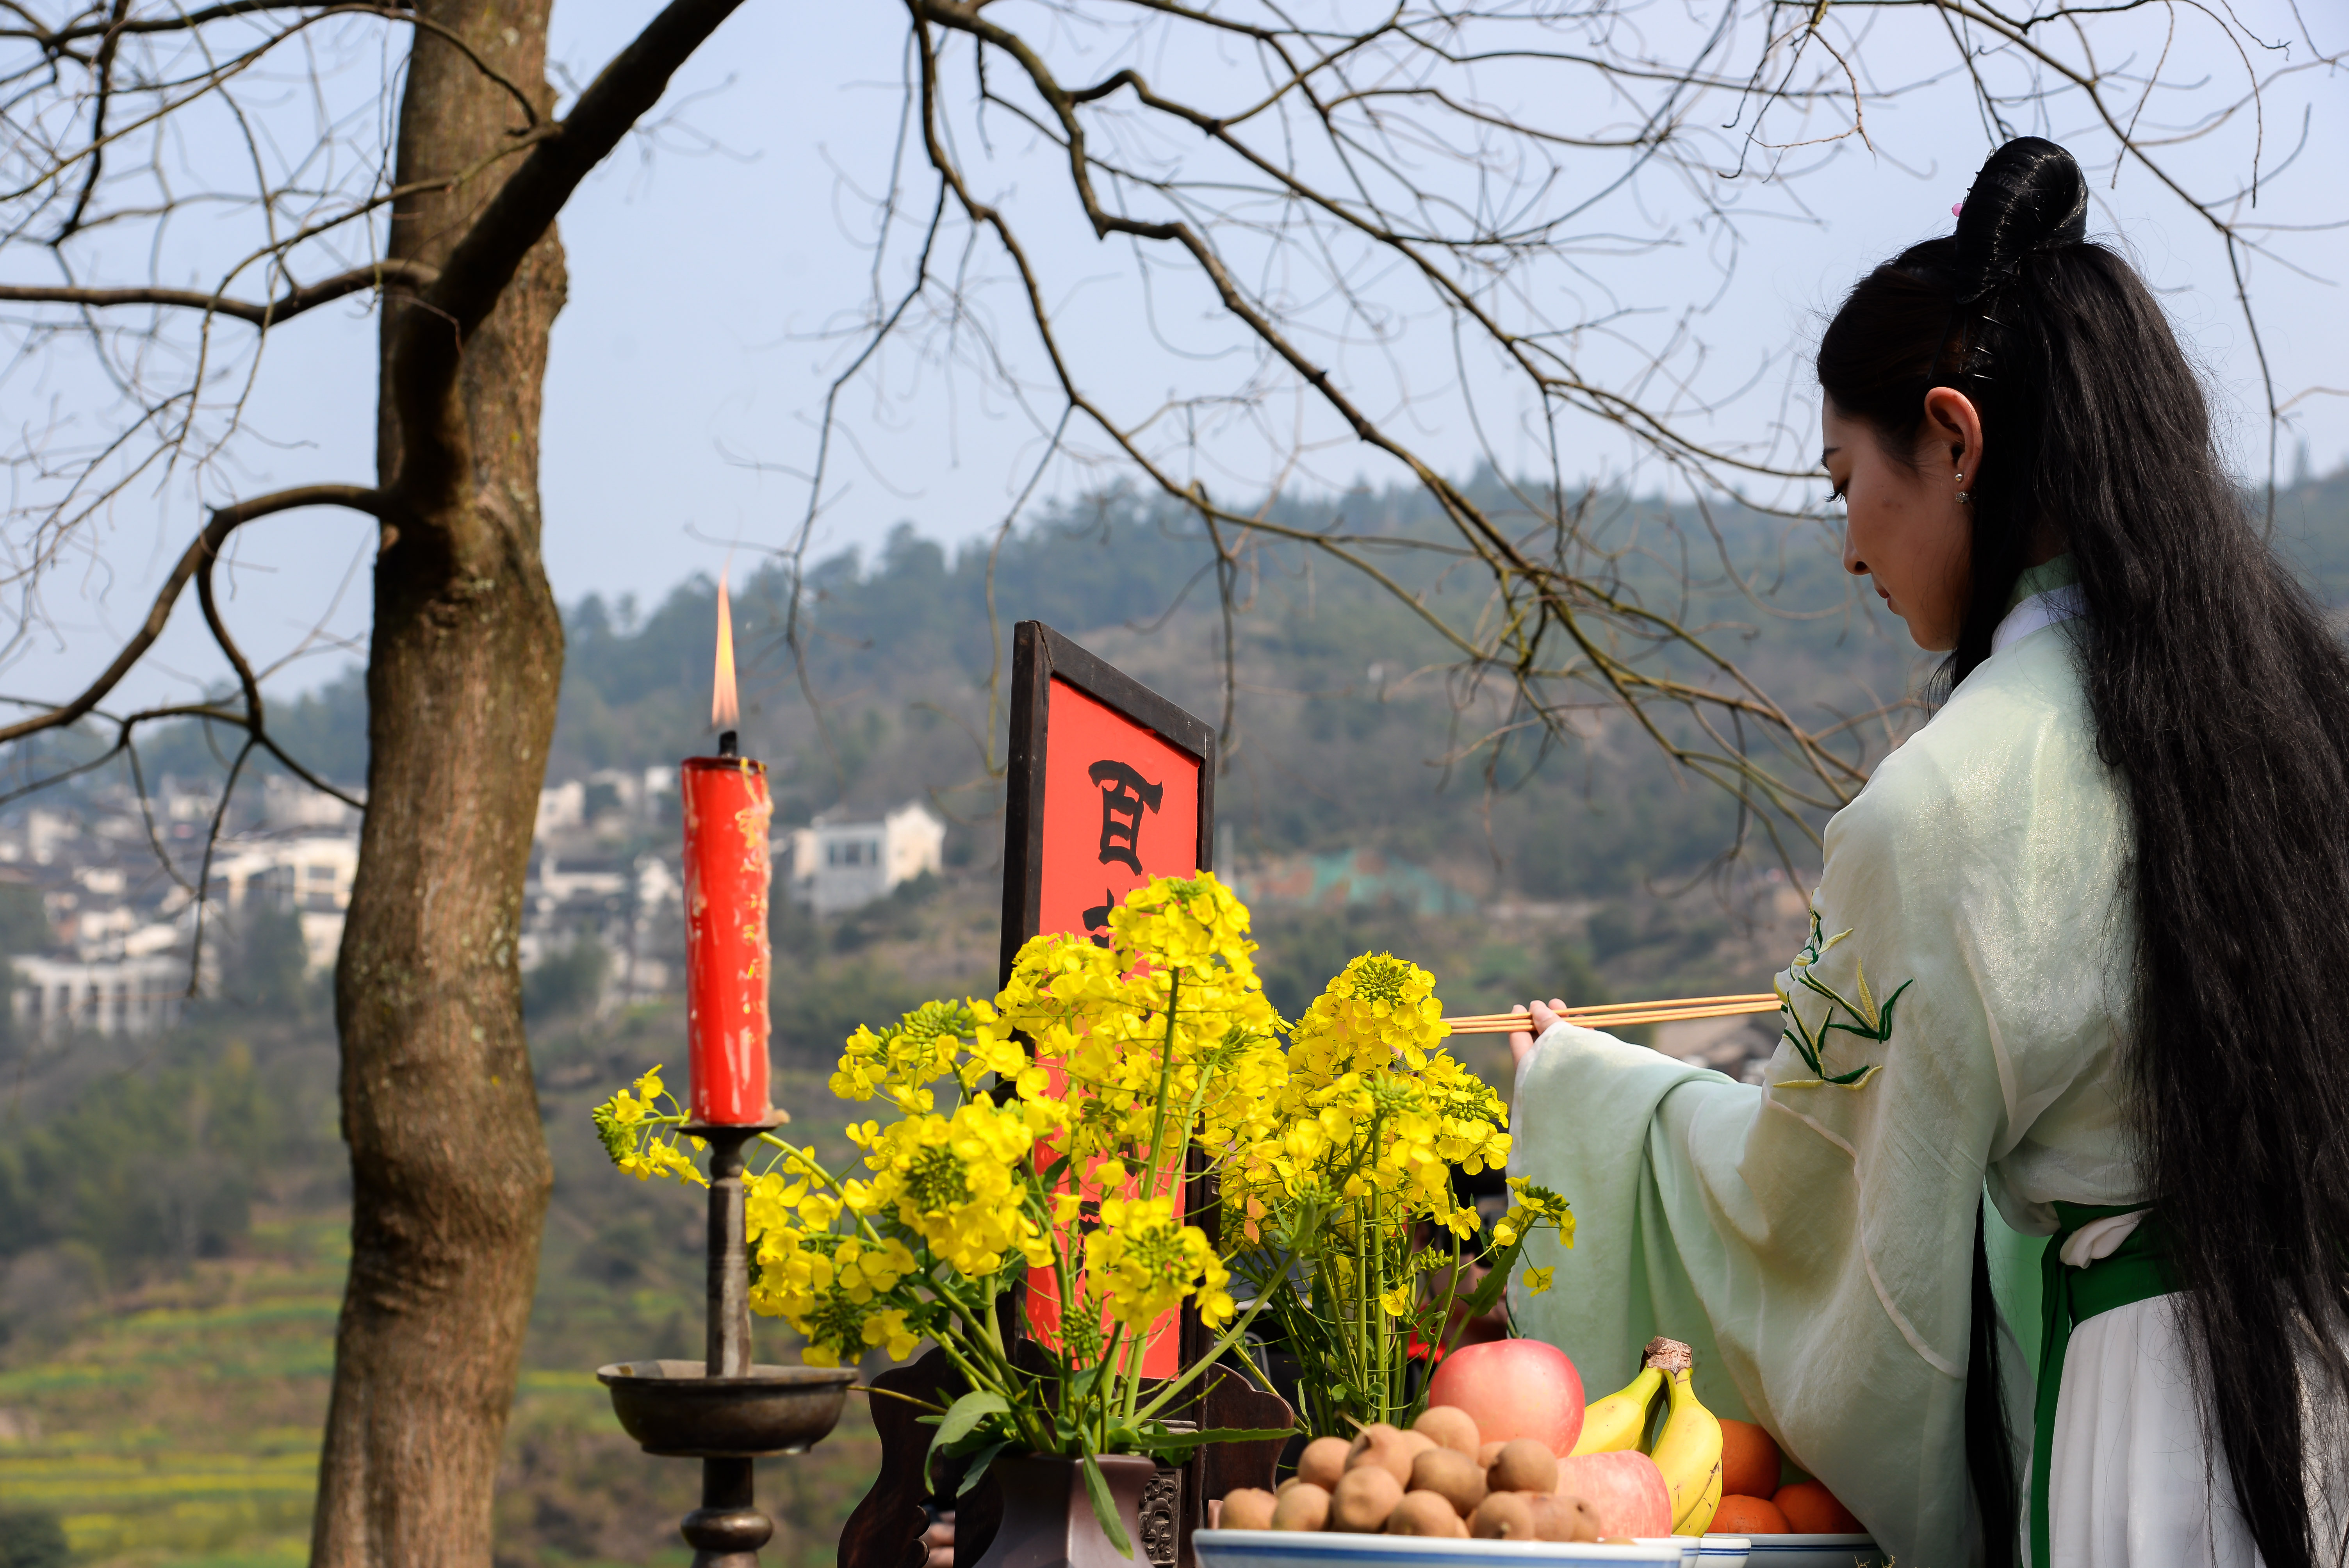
[1921,386,1985,483]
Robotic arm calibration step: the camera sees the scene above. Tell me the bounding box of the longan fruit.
[1270,1483,1331,1532]
[1555,1496,1602,1541]
[1470,1492,1539,1539]
[1529,1493,1602,1542]
[1385,1491,1465,1537]
[1487,1438,1559,1496]
[1346,1425,1430,1486]
[1329,1466,1404,1533]
[1476,1440,1506,1468]
[1408,1448,1487,1518]
[1219,1489,1277,1531]
[1296,1437,1351,1491]
[1412,1405,1482,1457]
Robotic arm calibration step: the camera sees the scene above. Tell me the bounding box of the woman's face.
[1823,392,1978,652]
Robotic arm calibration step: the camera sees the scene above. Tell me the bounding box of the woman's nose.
[1842,521,1866,577]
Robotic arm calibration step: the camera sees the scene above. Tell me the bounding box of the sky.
[9,0,2344,720]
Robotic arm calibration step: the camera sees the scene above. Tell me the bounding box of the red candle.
[682,753,772,1124]
[682,569,772,1124]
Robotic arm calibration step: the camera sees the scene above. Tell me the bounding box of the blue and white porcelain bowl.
[1735,1535,1882,1568]
[1193,1529,1684,1568]
[1696,1534,1751,1568]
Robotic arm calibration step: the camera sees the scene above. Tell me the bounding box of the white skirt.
[2043,1295,2258,1568]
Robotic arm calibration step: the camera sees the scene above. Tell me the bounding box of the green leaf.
[1082,1449,1136,1560]
[1155,1425,1295,1449]
[927,1391,1011,1461]
[955,1438,1011,1496]
[1456,1238,1525,1319]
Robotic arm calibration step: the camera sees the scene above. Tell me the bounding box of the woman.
[1506,139,2349,1568]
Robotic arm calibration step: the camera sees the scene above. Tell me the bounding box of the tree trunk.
[316,4,566,1562]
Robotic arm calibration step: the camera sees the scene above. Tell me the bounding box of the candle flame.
[711,572,739,729]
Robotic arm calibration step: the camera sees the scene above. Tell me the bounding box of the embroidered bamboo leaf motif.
[1775,912,1910,1089]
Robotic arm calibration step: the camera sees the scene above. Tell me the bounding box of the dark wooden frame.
[997,619,1219,986]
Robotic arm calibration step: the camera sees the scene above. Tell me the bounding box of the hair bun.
[1953,137,2089,302]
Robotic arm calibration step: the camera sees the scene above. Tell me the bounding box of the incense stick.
[1440,995,1782,1034]
[1443,991,1778,1024]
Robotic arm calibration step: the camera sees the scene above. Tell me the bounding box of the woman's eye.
[1828,483,1847,504]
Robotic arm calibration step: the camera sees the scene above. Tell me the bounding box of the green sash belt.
[2029,1201,2178,1568]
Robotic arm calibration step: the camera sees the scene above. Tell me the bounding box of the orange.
[1718,1420,1782,1499]
[1707,1495,1790,1535]
[1773,1481,1863,1534]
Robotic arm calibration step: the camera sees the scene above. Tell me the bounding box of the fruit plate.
[1736,1536,1883,1568]
[1193,1530,1683,1568]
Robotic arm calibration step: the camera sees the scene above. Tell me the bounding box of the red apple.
[1425,1338,1585,1456]
[1554,1452,1673,1538]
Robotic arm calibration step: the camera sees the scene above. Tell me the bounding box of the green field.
[0,1217,338,1565]
[0,1105,884,1568]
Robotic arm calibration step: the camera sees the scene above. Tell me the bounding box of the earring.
[1955,472,1971,505]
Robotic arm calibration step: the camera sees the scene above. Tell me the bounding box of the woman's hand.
[1508,998,1567,1070]
[921,1509,955,1568]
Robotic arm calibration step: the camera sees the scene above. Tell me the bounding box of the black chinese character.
[1080,891,1116,948]
[1088,760,1162,873]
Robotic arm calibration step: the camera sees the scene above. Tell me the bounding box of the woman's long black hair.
[1818,138,2349,1568]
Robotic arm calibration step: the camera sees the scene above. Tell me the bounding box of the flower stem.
[1125,966,1185,1421]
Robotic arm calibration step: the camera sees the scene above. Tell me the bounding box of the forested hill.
[125,463,2349,901]
[434,470,1907,899]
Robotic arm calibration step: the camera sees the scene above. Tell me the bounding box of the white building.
[262,773,361,830]
[10,951,187,1039]
[202,833,361,971]
[0,807,80,865]
[786,802,946,916]
[537,767,674,838]
[536,779,587,836]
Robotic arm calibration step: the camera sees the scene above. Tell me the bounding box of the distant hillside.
[89,465,2349,901]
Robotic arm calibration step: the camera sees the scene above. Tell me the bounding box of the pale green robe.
[1509,561,2135,1567]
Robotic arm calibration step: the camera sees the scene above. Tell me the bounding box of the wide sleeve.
[1508,743,2049,1568]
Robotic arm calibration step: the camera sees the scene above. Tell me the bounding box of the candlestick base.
[684,1455,772,1568]
[597,1361,855,1456]
[600,1110,830,1565]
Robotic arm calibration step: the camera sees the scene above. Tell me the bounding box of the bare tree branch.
[0,257,437,323]
[5,0,326,49]
[0,482,379,744]
[692,0,2321,868]
[385,0,747,516]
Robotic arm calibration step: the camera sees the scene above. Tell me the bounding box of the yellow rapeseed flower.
[1083,1194,1226,1330]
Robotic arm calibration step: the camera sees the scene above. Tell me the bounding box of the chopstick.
[1440,994,1782,1035]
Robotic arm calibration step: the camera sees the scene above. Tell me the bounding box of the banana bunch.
[1571,1335,1723,1534]
[1568,1360,1661,1456]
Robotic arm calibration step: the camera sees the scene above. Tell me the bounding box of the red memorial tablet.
[1000,624,1216,1379]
